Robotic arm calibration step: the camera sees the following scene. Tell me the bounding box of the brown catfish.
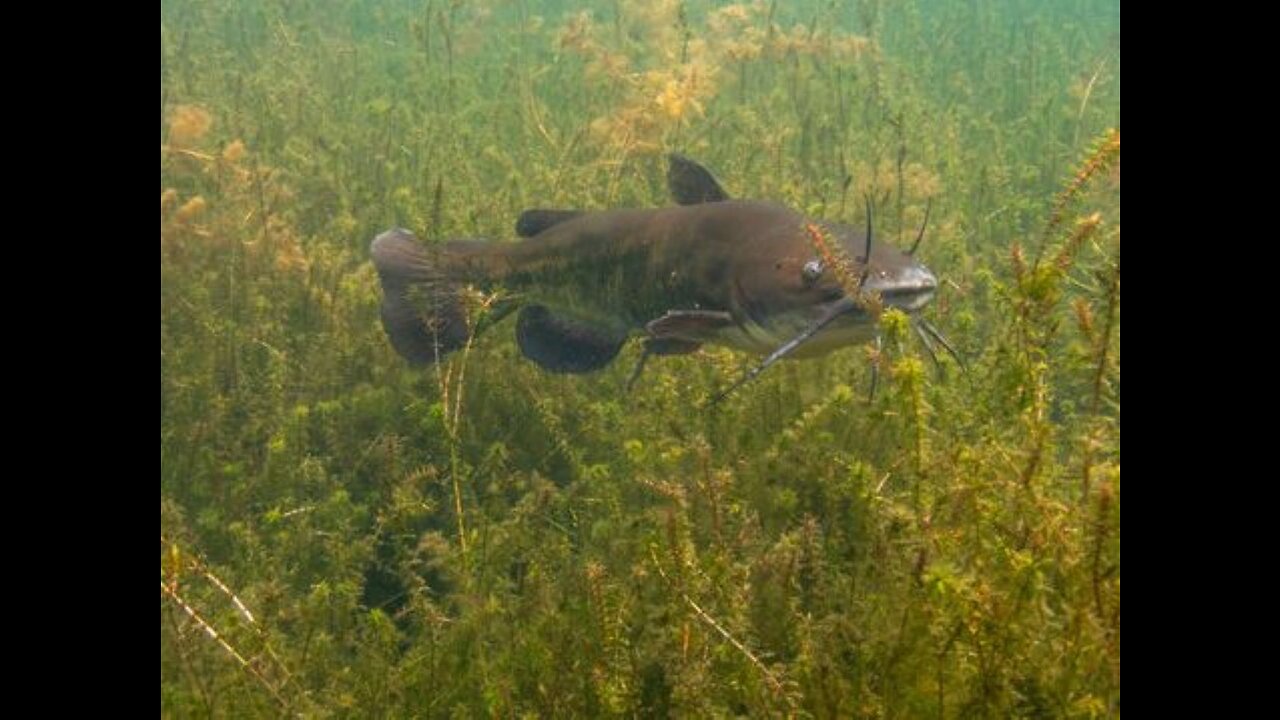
[371,154,953,397]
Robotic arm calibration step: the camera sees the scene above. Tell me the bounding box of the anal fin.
[516,305,627,374]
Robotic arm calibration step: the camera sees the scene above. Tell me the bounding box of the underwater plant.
[162,0,1119,716]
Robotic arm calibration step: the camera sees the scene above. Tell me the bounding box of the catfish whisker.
[709,297,857,404]
[908,197,932,256]
[917,318,968,376]
[868,334,881,401]
[858,194,874,290]
[912,320,945,378]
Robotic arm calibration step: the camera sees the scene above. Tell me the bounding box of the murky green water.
[162,1,1119,715]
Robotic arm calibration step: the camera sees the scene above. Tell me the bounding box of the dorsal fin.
[515,209,584,238]
[667,154,731,205]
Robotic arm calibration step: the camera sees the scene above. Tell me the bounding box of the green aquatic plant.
[162,0,1119,716]
[1042,127,1121,258]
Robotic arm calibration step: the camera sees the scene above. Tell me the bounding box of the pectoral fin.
[629,309,730,393]
[645,310,734,343]
[625,337,702,392]
[516,305,627,374]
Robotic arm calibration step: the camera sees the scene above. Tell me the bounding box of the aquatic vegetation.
[806,220,876,313]
[168,104,213,148]
[162,0,1119,716]
[1046,128,1121,241]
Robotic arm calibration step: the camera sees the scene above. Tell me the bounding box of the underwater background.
[161,0,1120,716]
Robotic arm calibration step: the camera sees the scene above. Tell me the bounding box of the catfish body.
[371,155,942,387]
[465,201,836,341]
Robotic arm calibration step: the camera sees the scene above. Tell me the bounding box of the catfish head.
[724,215,938,360]
[663,155,959,400]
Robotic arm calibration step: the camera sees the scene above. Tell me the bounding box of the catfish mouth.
[807,261,938,331]
[860,263,938,314]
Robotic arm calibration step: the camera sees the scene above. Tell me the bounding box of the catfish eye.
[802,259,824,284]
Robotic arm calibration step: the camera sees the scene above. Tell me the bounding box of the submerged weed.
[162,0,1119,716]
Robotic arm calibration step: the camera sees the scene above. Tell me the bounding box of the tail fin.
[370,229,475,366]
